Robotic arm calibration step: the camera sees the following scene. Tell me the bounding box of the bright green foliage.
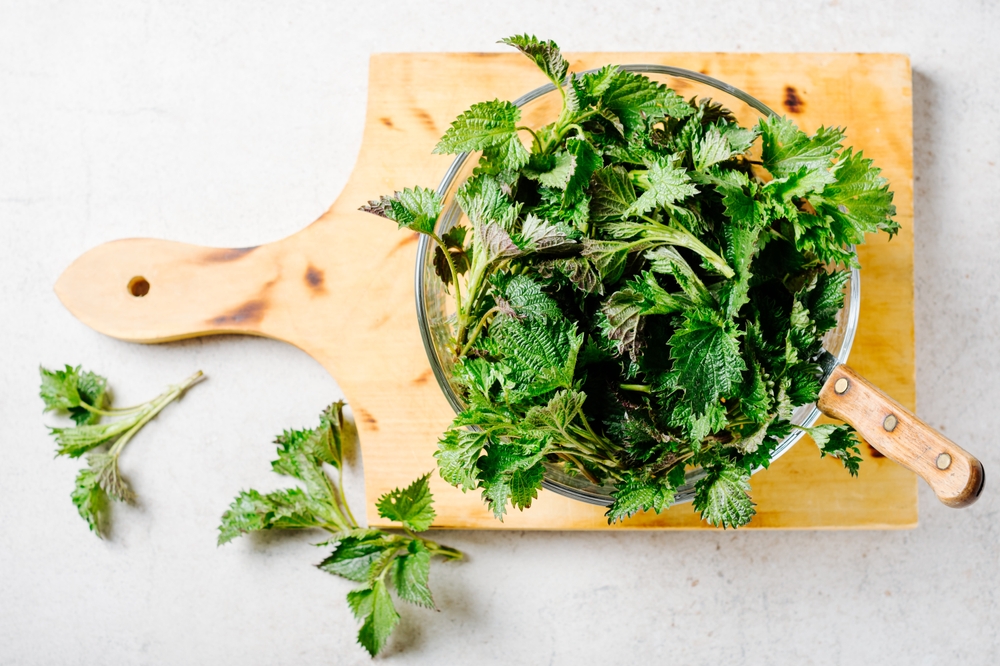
[360,186,443,236]
[392,540,434,608]
[219,404,462,658]
[599,69,693,135]
[501,34,569,88]
[362,34,896,528]
[694,464,756,528]
[524,150,576,188]
[376,474,436,532]
[669,309,746,413]
[590,166,637,221]
[800,423,863,475]
[607,474,676,523]
[434,100,529,172]
[40,366,202,537]
[809,147,898,239]
[347,580,401,657]
[435,428,489,491]
[625,157,699,217]
[759,116,843,179]
[40,364,108,425]
[71,468,106,535]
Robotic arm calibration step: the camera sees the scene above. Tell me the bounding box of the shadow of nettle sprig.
[39,365,204,537]
[218,402,463,658]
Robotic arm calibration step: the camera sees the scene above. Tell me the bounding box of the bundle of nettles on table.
[363,34,898,528]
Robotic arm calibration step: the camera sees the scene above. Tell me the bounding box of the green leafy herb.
[219,404,462,657]
[40,365,203,537]
[362,34,896,528]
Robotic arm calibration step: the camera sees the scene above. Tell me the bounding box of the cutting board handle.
[818,364,985,507]
[54,236,299,344]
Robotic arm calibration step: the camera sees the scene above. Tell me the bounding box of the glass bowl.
[415,65,861,507]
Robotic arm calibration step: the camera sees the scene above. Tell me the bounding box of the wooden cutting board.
[55,52,916,530]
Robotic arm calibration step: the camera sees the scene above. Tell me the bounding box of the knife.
[815,351,985,508]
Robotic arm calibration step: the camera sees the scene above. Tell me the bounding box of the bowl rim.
[415,64,861,507]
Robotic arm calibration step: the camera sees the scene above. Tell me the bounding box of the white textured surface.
[2,1,999,664]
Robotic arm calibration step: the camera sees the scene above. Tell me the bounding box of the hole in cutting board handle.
[128,276,150,297]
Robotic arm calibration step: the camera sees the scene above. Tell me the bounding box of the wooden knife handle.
[818,364,984,508]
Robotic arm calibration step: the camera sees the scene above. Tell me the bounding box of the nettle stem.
[336,465,360,528]
[460,306,501,357]
[429,233,464,316]
[638,215,735,278]
[79,402,146,417]
[108,371,205,458]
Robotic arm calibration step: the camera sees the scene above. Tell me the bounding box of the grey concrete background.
[2,1,998,663]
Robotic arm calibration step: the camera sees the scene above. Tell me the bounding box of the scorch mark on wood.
[413,108,436,132]
[783,86,805,114]
[305,265,325,293]
[203,246,258,262]
[355,408,378,430]
[387,232,420,257]
[209,299,268,326]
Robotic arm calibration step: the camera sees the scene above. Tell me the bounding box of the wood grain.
[54,52,917,530]
[818,364,984,508]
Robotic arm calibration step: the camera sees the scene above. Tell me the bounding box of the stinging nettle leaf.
[693,125,734,171]
[501,34,570,87]
[436,429,489,493]
[476,441,546,519]
[217,489,275,545]
[457,174,519,231]
[644,246,714,308]
[360,186,442,236]
[376,473,436,532]
[589,166,636,222]
[491,274,562,320]
[801,423,863,476]
[518,213,576,252]
[355,579,401,657]
[88,452,134,503]
[759,116,844,178]
[50,418,136,458]
[71,468,108,537]
[625,158,699,217]
[39,364,83,412]
[607,474,676,523]
[524,389,587,435]
[508,462,545,511]
[563,137,602,205]
[693,464,755,529]
[809,147,898,239]
[571,64,619,109]
[600,70,694,134]
[669,309,746,413]
[391,539,434,608]
[599,288,645,358]
[319,532,395,583]
[434,99,529,173]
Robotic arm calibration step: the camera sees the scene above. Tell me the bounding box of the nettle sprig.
[363,35,891,528]
[39,365,204,536]
[219,403,462,657]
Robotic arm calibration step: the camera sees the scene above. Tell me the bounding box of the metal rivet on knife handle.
[834,378,850,394]
[936,453,952,470]
[883,414,898,432]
